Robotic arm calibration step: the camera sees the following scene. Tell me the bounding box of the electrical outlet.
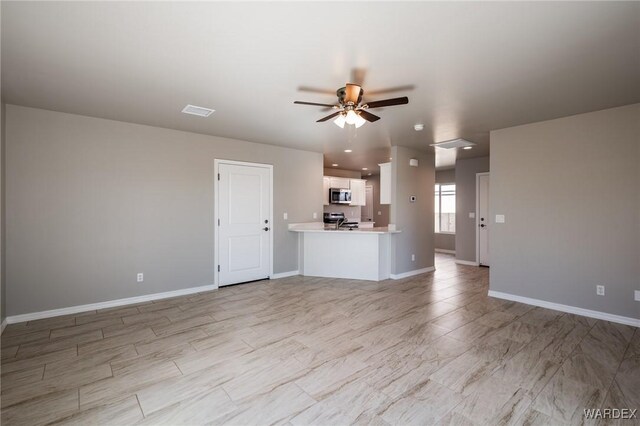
[137,273,144,283]
[411,254,415,261]
[313,212,317,219]
[495,214,505,223]
[283,212,288,220]
[469,212,475,219]
[378,211,382,216]
[596,285,605,296]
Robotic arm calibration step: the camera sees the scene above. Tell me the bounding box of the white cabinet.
[379,162,391,205]
[323,177,331,206]
[349,179,366,206]
[323,175,366,206]
[328,177,350,189]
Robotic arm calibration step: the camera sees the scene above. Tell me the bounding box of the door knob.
[263,227,270,231]
[479,224,486,228]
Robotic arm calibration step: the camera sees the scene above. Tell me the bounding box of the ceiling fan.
[294,83,409,128]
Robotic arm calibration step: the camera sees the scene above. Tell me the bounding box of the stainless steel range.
[323,212,359,230]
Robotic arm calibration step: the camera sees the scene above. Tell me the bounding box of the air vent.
[182,104,215,117]
[430,138,476,150]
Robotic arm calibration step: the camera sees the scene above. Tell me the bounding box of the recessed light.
[368,173,372,176]
[463,146,473,150]
[362,167,368,171]
[414,124,424,131]
[389,157,393,160]
[181,104,215,117]
[332,163,339,167]
[344,149,352,153]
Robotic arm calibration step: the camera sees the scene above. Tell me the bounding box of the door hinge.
[218,218,220,226]
[217,173,220,181]
[217,265,220,272]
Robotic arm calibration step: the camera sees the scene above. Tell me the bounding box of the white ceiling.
[2,2,639,170]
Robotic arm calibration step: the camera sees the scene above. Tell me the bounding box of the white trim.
[435,249,456,254]
[271,270,299,279]
[455,259,479,266]
[488,290,640,328]
[476,172,490,266]
[214,159,274,288]
[390,266,435,280]
[1,318,7,334]
[5,284,218,325]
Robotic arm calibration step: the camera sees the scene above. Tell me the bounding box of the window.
[435,183,455,233]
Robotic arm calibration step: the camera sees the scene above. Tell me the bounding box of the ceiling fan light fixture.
[354,113,366,128]
[333,113,346,128]
[345,110,358,125]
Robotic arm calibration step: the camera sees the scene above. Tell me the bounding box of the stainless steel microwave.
[330,188,352,204]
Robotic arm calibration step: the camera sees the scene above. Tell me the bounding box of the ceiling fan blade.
[297,86,336,95]
[357,110,380,122]
[351,68,367,87]
[294,101,337,108]
[316,111,341,122]
[364,96,409,109]
[344,84,362,104]
[366,85,415,96]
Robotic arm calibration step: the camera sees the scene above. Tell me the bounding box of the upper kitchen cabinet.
[328,177,351,189]
[379,162,391,205]
[349,179,366,206]
[323,177,331,206]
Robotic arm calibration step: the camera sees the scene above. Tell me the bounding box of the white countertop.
[288,222,401,234]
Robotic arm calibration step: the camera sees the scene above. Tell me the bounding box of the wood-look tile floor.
[1,254,638,425]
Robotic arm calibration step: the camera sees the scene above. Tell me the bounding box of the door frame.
[475,172,490,266]
[213,159,274,288]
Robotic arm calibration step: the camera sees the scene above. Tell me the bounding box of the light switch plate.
[495,214,505,223]
[469,212,475,219]
[635,290,640,301]
[313,212,317,219]
[283,212,288,220]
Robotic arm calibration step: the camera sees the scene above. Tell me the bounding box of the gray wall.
[323,168,361,179]
[435,168,456,252]
[5,105,323,316]
[435,234,455,252]
[490,104,639,319]
[365,174,389,227]
[436,168,455,184]
[1,103,5,325]
[455,156,490,262]
[1,3,5,323]
[390,146,435,274]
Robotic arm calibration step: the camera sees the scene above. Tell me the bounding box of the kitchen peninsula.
[289,223,400,281]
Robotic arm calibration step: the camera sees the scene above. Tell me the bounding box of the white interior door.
[362,186,373,221]
[218,162,271,286]
[477,173,490,266]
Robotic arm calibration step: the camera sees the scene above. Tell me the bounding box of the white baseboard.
[488,290,640,328]
[390,266,435,280]
[435,249,456,254]
[455,259,479,266]
[6,283,219,325]
[271,270,299,279]
[1,318,7,335]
